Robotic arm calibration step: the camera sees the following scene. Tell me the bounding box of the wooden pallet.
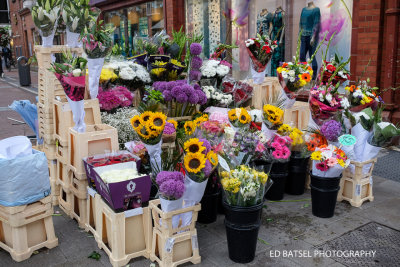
[283,101,310,131]
[149,199,201,267]
[338,158,377,207]
[95,197,152,267]
[68,124,118,179]
[53,99,102,145]
[0,197,58,262]
[248,77,282,110]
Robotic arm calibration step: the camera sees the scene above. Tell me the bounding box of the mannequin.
[257,8,273,36]
[271,6,285,76]
[299,1,320,80]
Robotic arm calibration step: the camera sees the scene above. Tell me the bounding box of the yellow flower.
[171,59,185,67]
[184,138,206,154]
[168,70,178,80]
[184,152,206,174]
[228,109,238,121]
[277,124,292,135]
[130,115,141,131]
[220,171,230,179]
[151,68,166,77]
[258,172,268,184]
[148,112,167,132]
[206,151,218,166]
[153,60,167,67]
[277,67,283,73]
[100,68,118,83]
[167,119,178,129]
[311,151,322,161]
[221,177,241,193]
[136,124,152,140]
[140,111,153,124]
[184,121,196,135]
[238,108,251,124]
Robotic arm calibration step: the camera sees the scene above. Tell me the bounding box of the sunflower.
[130,115,142,131]
[167,119,178,129]
[228,109,238,121]
[301,73,311,83]
[238,110,251,124]
[184,121,196,135]
[140,111,153,123]
[206,151,218,166]
[149,112,167,132]
[137,124,152,140]
[184,138,206,154]
[277,124,292,135]
[184,152,206,174]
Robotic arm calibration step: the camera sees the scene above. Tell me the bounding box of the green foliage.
[88,251,101,261]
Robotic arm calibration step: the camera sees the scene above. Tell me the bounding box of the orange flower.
[307,140,317,152]
[301,73,311,82]
[282,62,288,68]
[350,85,356,92]
[372,92,377,97]
[307,66,313,71]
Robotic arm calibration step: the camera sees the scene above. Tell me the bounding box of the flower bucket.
[265,161,289,201]
[223,201,263,263]
[310,172,341,218]
[285,152,309,195]
[197,190,220,224]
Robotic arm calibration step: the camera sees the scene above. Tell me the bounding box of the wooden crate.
[53,99,102,145]
[70,177,88,200]
[95,197,152,267]
[56,161,71,192]
[58,186,73,216]
[85,187,99,239]
[249,77,281,110]
[337,158,377,207]
[50,180,59,206]
[149,199,201,267]
[283,101,310,131]
[55,137,69,164]
[68,124,118,179]
[0,197,58,262]
[70,194,87,229]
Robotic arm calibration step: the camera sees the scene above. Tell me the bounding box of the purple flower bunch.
[189,43,203,83]
[98,86,133,111]
[199,138,211,154]
[156,171,185,200]
[164,122,176,135]
[153,80,207,105]
[321,120,342,141]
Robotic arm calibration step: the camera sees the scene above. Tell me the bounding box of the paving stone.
[358,197,400,231]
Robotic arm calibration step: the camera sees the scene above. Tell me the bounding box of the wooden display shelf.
[95,196,152,267]
[53,99,102,145]
[0,197,58,262]
[55,137,68,164]
[149,199,201,267]
[249,77,282,110]
[56,161,71,193]
[283,101,310,131]
[68,124,118,179]
[338,158,377,207]
[58,187,73,217]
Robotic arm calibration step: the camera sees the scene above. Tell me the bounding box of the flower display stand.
[0,196,58,262]
[337,158,377,207]
[67,124,118,179]
[95,196,152,267]
[55,138,69,164]
[53,99,102,145]
[248,77,281,110]
[149,199,201,267]
[283,101,310,131]
[85,187,99,239]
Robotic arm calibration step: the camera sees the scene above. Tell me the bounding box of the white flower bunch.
[101,168,139,183]
[340,97,350,109]
[117,62,151,83]
[201,60,230,78]
[245,39,255,47]
[240,181,260,201]
[101,107,140,149]
[281,68,297,83]
[202,86,233,106]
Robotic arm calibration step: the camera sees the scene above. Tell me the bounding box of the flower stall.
[2,3,400,267]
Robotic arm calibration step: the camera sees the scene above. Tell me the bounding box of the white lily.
[38,7,44,21]
[62,11,68,23]
[71,17,79,32]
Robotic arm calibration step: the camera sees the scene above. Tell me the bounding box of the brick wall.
[164,0,185,35]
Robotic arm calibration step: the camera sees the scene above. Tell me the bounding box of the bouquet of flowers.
[156,171,185,228]
[309,83,348,127]
[181,137,218,225]
[306,133,328,152]
[152,80,207,117]
[0,28,10,47]
[118,63,152,90]
[228,108,252,130]
[277,61,312,94]
[261,104,284,140]
[130,111,167,171]
[245,34,277,84]
[232,81,254,106]
[196,120,227,147]
[267,134,292,163]
[345,80,380,112]
[200,59,231,87]
[31,0,62,47]
[162,120,177,143]
[310,144,350,178]
[182,114,209,137]
[81,18,114,98]
[220,165,269,206]
[49,51,87,132]
[320,119,343,144]
[98,86,134,112]
[62,0,100,47]
[202,86,233,108]
[320,59,350,86]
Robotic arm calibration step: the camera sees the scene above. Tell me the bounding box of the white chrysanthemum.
[216,64,229,76]
[288,70,295,77]
[119,67,136,80]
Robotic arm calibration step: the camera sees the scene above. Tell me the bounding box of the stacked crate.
[0,196,58,262]
[249,77,282,110]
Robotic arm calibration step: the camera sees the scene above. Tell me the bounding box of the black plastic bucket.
[310,172,341,189]
[250,160,273,173]
[198,191,220,224]
[265,172,288,200]
[310,185,340,218]
[223,201,263,263]
[225,221,260,263]
[285,154,309,195]
[217,190,225,214]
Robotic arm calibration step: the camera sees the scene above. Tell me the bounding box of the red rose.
[327,64,336,72]
[262,45,271,53]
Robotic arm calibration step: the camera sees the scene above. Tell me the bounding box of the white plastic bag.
[66,96,86,132]
[180,176,208,227]
[66,29,82,48]
[0,136,32,159]
[160,197,183,229]
[250,65,266,84]
[144,140,162,171]
[87,57,105,99]
[0,149,51,206]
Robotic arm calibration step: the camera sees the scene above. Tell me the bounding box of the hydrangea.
[164,122,176,135]
[321,120,342,142]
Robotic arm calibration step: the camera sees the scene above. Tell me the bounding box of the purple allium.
[193,83,201,91]
[166,81,178,91]
[189,70,202,81]
[204,160,212,177]
[159,180,185,200]
[188,92,199,104]
[176,93,188,103]
[156,171,184,186]
[171,85,183,96]
[199,138,211,154]
[190,43,202,55]
[164,122,176,134]
[320,120,342,142]
[175,80,187,85]
[196,90,208,105]
[163,90,173,101]
[191,56,203,69]
[182,84,193,95]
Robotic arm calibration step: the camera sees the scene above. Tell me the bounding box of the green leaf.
[88,251,101,261]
